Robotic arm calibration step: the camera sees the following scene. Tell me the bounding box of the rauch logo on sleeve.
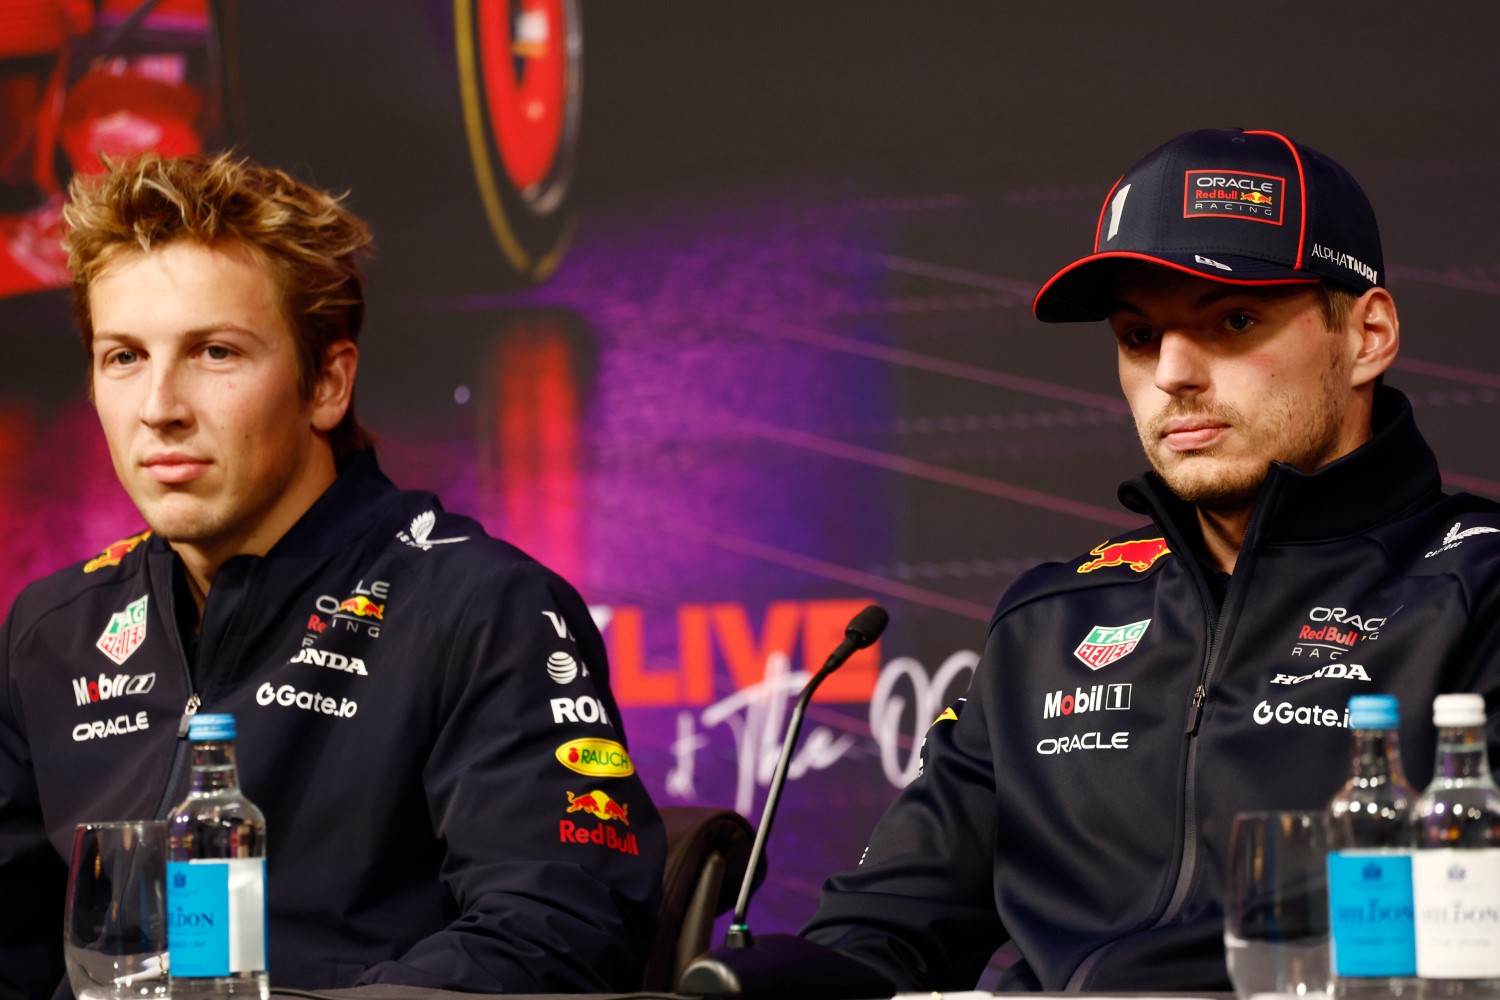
[1073,619,1151,671]
[555,737,634,777]
[96,595,149,666]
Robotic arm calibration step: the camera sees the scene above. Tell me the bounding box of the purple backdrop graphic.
[4,0,1500,973]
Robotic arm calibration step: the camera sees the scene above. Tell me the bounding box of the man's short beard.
[1143,399,1268,510]
[1138,337,1352,510]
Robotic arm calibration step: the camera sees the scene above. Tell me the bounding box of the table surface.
[268,989,1235,1000]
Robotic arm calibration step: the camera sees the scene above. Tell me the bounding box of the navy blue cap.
[1033,128,1385,322]
[1347,695,1399,731]
[187,713,236,741]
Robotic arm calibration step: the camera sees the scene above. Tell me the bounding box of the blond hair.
[63,152,375,464]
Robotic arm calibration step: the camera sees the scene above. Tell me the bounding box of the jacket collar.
[1119,386,1441,546]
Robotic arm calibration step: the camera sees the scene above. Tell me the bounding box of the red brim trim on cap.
[1032,250,1320,323]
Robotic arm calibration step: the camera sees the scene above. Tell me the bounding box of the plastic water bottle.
[166,714,270,999]
[1411,693,1500,997]
[1326,694,1419,998]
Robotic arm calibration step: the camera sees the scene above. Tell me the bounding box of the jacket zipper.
[152,566,201,820]
[1065,483,1273,989]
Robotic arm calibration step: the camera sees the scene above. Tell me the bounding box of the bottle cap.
[1432,693,1485,729]
[1347,694,1399,730]
[187,713,236,741]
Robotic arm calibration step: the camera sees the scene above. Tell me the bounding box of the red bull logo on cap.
[1077,537,1171,574]
[566,789,630,825]
[84,530,152,573]
[336,595,385,619]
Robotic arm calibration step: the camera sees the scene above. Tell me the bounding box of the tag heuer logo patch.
[1073,619,1151,671]
[96,595,149,666]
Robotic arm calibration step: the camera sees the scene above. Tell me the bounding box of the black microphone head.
[845,604,889,649]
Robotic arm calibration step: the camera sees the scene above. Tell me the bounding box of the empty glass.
[1224,810,1332,1000]
[64,820,170,999]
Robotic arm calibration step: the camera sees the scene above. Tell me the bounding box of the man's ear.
[1347,287,1399,388]
[311,339,359,432]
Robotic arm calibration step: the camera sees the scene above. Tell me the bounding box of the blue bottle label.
[166,858,267,976]
[1327,850,1417,977]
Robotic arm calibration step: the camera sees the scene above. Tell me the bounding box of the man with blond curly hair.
[0,152,662,996]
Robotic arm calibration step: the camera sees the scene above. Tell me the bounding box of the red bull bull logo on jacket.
[566,789,630,825]
[336,595,385,619]
[560,788,638,856]
[83,530,151,573]
[1077,538,1171,574]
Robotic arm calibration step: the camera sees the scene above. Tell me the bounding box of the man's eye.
[106,349,140,367]
[1225,313,1255,333]
[1120,328,1156,348]
[203,345,233,361]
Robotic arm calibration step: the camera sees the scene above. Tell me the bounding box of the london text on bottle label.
[166,858,267,977]
[1412,848,1500,978]
[1327,849,1417,976]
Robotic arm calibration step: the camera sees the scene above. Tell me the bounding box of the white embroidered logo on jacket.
[398,511,470,551]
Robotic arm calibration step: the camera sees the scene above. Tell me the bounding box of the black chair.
[641,805,763,992]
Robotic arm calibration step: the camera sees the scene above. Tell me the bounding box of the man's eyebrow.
[1109,284,1308,316]
[92,323,262,343]
[1192,285,1306,309]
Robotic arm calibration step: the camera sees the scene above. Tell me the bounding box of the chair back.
[642,805,764,991]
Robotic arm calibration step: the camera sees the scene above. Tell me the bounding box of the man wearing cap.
[803,128,1500,991]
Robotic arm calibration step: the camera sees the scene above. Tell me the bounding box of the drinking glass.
[1224,810,1332,1000]
[64,820,170,1000]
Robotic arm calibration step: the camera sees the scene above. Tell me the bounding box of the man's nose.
[141,363,192,428]
[1153,330,1208,397]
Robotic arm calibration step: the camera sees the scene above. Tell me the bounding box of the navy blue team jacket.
[805,387,1500,992]
[0,451,663,997]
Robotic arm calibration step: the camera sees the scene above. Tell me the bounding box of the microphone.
[677,604,896,999]
[727,603,887,944]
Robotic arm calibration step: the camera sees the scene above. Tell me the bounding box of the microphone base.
[677,933,895,1000]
